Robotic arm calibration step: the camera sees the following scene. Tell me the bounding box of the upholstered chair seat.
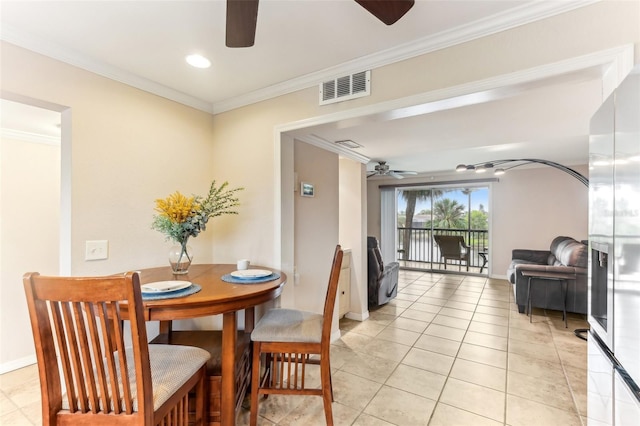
[250,309,323,343]
[60,345,210,412]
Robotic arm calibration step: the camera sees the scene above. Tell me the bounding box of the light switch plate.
[85,240,108,260]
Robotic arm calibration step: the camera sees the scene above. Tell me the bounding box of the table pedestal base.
[151,330,251,425]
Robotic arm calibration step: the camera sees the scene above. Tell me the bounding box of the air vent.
[320,70,370,105]
[335,139,362,149]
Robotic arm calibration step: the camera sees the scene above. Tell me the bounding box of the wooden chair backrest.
[434,235,467,257]
[321,245,344,345]
[23,272,153,424]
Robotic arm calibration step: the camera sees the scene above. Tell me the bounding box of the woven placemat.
[221,273,280,284]
[142,283,201,300]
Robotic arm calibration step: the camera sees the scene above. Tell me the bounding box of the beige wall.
[1,42,218,276]
[339,158,368,318]
[367,165,589,278]
[1,42,221,349]
[293,141,339,313]
[0,137,60,370]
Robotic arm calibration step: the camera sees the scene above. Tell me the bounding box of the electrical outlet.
[85,240,108,260]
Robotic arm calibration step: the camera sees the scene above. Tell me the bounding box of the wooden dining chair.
[23,271,210,425]
[249,245,343,426]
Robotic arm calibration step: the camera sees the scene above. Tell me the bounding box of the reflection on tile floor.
[0,272,589,425]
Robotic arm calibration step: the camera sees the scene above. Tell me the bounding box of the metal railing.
[397,227,488,270]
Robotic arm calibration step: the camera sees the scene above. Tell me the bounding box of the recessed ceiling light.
[186,54,211,69]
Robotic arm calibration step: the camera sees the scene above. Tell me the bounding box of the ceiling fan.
[226,0,415,47]
[367,161,418,179]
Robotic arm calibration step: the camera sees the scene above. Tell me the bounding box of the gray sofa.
[507,236,588,315]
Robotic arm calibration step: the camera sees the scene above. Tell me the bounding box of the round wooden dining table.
[132,264,287,426]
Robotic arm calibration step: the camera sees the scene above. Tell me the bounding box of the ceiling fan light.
[186,54,211,69]
[475,166,486,173]
[455,164,467,172]
[494,168,505,175]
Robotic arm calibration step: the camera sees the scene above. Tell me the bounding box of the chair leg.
[527,277,532,322]
[250,342,261,426]
[562,280,568,328]
[194,371,205,426]
[328,357,334,402]
[320,357,334,426]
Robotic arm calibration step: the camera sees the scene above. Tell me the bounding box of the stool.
[520,270,575,328]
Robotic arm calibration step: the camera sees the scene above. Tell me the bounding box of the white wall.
[0,137,60,371]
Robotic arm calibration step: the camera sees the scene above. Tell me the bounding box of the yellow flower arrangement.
[155,192,199,225]
[152,180,243,272]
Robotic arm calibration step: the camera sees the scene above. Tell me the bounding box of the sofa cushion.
[550,236,587,268]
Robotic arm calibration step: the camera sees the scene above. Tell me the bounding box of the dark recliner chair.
[367,236,399,309]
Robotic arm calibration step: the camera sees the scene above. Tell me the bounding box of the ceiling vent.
[319,71,370,105]
[334,139,362,149]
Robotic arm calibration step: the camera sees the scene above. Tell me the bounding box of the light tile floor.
[0,271,589,426]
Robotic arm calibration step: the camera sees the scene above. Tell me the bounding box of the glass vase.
[169,243,193,275]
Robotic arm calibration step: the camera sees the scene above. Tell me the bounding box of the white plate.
[230,269,273,279]
[141,280,192,293]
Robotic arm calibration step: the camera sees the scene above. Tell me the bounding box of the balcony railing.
[397,227,489,272]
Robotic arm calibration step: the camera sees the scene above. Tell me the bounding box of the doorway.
[0,98,68,373]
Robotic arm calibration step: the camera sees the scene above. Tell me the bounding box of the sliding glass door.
[396,184,489,274]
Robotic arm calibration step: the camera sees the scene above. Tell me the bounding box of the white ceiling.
[0,0,616,175]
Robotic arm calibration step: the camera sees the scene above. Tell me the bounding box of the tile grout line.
[388,274,509,425]
[424,275,490,425]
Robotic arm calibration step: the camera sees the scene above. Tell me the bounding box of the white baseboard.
[0,355,37,375]
[490,274,509,280]
[345,311,369,322]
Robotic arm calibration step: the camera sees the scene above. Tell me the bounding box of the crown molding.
[1,128,60,145]
[1,1,598,115]
[212,0,599,113]
[0,26,214,113]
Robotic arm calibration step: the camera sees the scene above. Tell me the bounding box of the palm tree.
[399,189,442,259]
[433,198,466,228]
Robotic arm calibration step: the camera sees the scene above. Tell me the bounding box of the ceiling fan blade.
[389,171,406,179]
[355,0,415,25]
[226,0,259,48]
[393,170,418,175]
